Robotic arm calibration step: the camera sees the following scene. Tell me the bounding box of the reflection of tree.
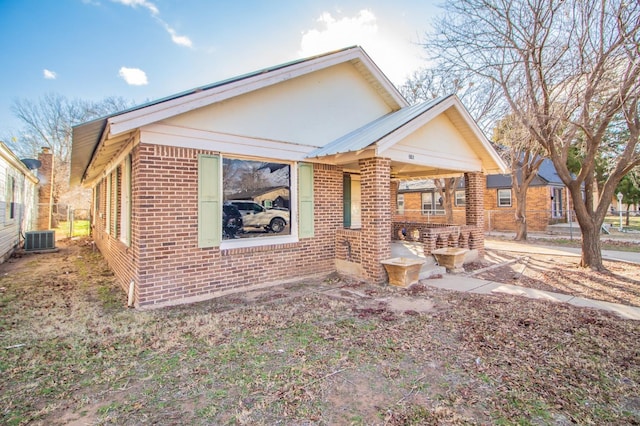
[223,158,290,196]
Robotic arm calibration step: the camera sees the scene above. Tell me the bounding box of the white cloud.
[118,67,148,85]
[43,69,57,80]
[161,21,193,48]
[111,0,193,48]
[111,0,158,15]
[299,9,423,84]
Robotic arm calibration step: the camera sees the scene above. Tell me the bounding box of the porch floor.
[390,240,446,280]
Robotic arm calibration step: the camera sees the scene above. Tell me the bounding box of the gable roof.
[307,94,507,175]
[307,96,449,158]
[71,46,407,186]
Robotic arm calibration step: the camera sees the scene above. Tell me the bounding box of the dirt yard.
[1,238,639,425]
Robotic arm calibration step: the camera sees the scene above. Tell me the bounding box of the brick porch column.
[359,157,391,284]
[464,171,485,255]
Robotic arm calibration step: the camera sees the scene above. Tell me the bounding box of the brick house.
[395,159,571,232]
[484,159,571,232]
[70,46,506,309]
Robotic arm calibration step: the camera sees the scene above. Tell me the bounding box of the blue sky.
[0,0,441,134]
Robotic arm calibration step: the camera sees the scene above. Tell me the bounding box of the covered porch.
[333,165,486,284]
[307,95,506,285]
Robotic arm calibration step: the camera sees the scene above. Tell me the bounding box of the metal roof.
[306,96,451,159]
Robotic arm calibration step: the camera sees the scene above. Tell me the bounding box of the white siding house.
[0,142,39,263]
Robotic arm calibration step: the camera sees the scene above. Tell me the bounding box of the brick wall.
[93,143,344,308]
[92,149,138,298]
[484,185,554,232]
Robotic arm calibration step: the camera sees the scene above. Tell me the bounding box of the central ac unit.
[24,231,56,251]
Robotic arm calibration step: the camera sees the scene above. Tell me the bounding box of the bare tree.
[433,177,462,223]
[400,67,504,223]
[427,0,640,269]
[10,93,133,206]
[493,114,546,240]
[399,67,505,133]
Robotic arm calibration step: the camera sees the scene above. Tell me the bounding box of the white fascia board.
[109,48,405,137]
[141,125,318,162]
[386,146,483,172]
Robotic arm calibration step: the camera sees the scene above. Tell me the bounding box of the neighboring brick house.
[0,142,40,262]
[484,159,570,232]
[395,159,570,232]
[70,46,506,309]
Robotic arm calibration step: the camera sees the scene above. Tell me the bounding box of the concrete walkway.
[485,239,640,264]
[425,274,640,320]
[420,239,640,320]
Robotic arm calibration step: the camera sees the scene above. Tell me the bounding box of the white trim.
[497,188,512,207]
[386,147,483,172]
[141,125,316,162]
[108,48,407,137]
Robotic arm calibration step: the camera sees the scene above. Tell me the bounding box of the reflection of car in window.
[227,200,289,233]
[222,203,243,239]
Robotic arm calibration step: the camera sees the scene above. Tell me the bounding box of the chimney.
[37,147,54,230]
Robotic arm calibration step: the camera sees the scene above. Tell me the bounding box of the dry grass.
[1,238,639,425]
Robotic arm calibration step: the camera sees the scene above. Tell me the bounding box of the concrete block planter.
[381,257,426,288]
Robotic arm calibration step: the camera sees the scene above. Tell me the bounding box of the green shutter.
[123,154,132,245]
[198,155,221,248]
[298,163,314,238]
[343,174,351,228]
[113,167,119,237]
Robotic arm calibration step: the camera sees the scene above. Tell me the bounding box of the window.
[223,158,291,240]
[497,189,512,207]
[421,192,445,215]
[199,155,311,248]
[455,190,466,207]
[552,187,563,218]
[6,174,15,221]
[397,193,405,215]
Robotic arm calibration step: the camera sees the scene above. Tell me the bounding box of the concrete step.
[391,241,438,266]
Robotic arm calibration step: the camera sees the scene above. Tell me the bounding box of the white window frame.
[220,155,298,250]
[497,188,512,207]
[454,190,466,207]
[5,173,15,222]
[397,193,404,215]
[421,191,445,215]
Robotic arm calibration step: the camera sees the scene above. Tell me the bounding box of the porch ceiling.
[337,157,469,179]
